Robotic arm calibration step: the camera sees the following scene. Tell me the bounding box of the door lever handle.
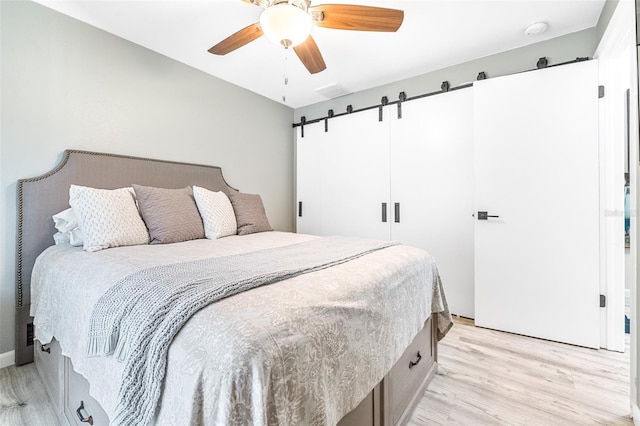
[477,211,499,220]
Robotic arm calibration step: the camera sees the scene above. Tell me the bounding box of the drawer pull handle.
[409,351,422,369]
[40,344,50,354]
[76,401,94,425]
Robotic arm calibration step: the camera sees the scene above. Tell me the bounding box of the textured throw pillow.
[69,185,149,252]
[192,186,237,239]
[133,185,205,244]
[229,192,273,235]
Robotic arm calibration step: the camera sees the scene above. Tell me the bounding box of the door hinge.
[599,294,606,308]
[598,85,605,99]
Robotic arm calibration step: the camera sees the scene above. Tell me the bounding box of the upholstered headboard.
[15,150,236,365]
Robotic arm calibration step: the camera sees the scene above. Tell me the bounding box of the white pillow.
[69,185,149,252]
[192,186,237,239]
[53,228,84,246]
[52,208,84,246]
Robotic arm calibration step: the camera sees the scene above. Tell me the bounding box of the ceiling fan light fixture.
[260,3,312,48]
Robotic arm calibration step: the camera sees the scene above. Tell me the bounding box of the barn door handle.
[477,211,499,220]
[394,203,400,223]
[382,203,387,223]
[298,201,302,217]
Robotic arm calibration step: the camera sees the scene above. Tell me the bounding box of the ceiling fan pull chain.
[282,48,289,103]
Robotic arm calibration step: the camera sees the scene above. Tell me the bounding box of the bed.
[15,150,452,426]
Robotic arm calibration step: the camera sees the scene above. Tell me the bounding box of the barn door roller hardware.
[292,57,589,128]
[397,91,407,119]
[379,96,388,121]
[325,109,333,132]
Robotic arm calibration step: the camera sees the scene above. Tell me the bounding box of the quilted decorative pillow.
[192,186,237,239]
[69,185,149,252]
[133,184,205,244]
[229,192,273,236]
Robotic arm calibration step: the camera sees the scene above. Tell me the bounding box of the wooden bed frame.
[16,149,438,425]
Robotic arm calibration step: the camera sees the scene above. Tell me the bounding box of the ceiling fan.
[208,0,404,74]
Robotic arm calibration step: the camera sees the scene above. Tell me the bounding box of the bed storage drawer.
[337,382,381,426]
[64,358,110,426]
[34,339,63,409]
[386,318,436,426]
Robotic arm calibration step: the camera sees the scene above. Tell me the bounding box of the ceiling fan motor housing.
[260,0,313,47]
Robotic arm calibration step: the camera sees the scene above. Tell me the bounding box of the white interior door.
[474,60,600,348]
[390,89,475,318]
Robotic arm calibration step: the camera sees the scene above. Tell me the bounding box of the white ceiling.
[34,0,606,108]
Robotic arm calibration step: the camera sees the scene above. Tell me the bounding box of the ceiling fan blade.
[310,4,404,32]
[208,23,263,55]
[293,36,327,74]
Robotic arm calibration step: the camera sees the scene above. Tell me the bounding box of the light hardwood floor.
[409,317,632,426]
[0,318,632,426]
[0,362,57,426]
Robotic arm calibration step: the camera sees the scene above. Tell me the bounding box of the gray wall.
[596,0,620,47]
[294,28,596,122]
[0,0,294,356]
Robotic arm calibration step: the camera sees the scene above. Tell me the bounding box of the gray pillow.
[229,192,273,235]
[133,184,205,244]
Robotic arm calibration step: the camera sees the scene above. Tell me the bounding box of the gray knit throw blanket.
[86,236,398,426]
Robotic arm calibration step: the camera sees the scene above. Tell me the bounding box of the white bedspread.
[31,232,441,425]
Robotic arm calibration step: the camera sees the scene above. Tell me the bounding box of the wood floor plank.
[0,363,59,426]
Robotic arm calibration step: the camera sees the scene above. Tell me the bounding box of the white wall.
[636,34,640,426]
[0,1,294,357]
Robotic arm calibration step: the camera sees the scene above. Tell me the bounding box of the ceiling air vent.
[315,83,352,99]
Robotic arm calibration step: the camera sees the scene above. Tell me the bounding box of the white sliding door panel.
[296,124,326,235]
[320,109,391,240]
[474,61,600,348]
[296,109,391,240]
[390,89,475,318]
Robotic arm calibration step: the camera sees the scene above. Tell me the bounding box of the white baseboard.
[0,350,15,369]
[633,403,640,426]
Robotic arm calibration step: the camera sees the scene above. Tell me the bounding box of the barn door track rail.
[292,56,590,136]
